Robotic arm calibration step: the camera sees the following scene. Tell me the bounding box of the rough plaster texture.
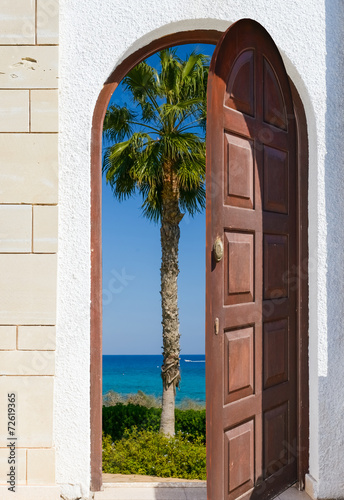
[57,0,344,498]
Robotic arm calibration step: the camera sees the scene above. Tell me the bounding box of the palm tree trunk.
[159,178,183,436]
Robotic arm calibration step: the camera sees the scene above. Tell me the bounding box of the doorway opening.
[90,25,309,497]
[101,41,214,483]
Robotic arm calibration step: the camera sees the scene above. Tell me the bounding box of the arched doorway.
[90,22,308,498]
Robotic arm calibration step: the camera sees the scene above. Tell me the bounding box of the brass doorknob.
[213,236,224,262]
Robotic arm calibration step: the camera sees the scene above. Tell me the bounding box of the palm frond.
[102,47,210,220]
[123,62,161,119]
[179,182,206,217]
[103,105,136,142]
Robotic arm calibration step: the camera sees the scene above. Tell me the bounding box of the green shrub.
[102,404,206,443]
[103,403,161,441]
[102,429,206,480]
[175,408,206,443]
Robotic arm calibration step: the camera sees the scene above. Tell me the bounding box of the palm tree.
[103,48,209,436]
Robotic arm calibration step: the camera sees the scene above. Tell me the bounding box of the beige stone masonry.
[0,205,32,253]
[33,205,58,253]
[0,134,58,204]
[18,326,56,351]
[0,486,60,500]
[0,326,16,350]
[0,376,53,447]
[0,254,57,325]
[0,91,29,133]
[0,350,55,375]
[0,0,59,494]
[27,448,55,485]
[37,0,59,45]
[0,1,35,45]
[0,448,26,485]
[31,90,58,132]
[0,46,58,89]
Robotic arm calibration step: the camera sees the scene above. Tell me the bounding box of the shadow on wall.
[322,0,344,497]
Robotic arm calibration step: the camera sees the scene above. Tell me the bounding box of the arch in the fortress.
[90,26,309,495]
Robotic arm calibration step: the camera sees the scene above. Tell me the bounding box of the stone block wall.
[0,1,59,498]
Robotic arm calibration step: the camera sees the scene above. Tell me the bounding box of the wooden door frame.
[90,27,309,493]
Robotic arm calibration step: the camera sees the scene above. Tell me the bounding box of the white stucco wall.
[56,0,344,498]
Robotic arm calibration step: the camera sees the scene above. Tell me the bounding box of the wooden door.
[206,19,297,500]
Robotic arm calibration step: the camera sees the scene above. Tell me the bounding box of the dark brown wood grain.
[206,19,308,500]
[290,79,309,489]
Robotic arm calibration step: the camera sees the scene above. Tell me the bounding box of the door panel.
[225,231,255,305]
[224,419,255,500]
[206,19,297,500]
[225,49,255,116]
[224,326,255,404]
[224,133,254,209]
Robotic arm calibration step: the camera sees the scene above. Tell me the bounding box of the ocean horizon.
[103,354,205,406]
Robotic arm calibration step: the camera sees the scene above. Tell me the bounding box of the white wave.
[184,359,205,363]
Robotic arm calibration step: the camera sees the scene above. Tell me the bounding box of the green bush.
[102,403,161,441]
[175,408,206,443]
[102,429,206,480]
[102,404,206,443]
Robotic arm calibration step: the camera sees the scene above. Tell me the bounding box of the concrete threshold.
[94,479,207,500]
[94,478,311,500]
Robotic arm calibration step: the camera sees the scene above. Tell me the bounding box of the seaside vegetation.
[103,389,161,408]
[102,389,205,410]
[103,401,206,443]
[102,429,206,480]
[103,49,209,435]
[102,391,206,479]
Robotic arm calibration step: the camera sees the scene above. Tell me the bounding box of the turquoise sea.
[103,354,205,406]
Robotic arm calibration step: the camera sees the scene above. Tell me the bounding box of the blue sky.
[102,44,215,355]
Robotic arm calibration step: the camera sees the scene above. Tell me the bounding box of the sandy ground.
[103,473,206,483]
